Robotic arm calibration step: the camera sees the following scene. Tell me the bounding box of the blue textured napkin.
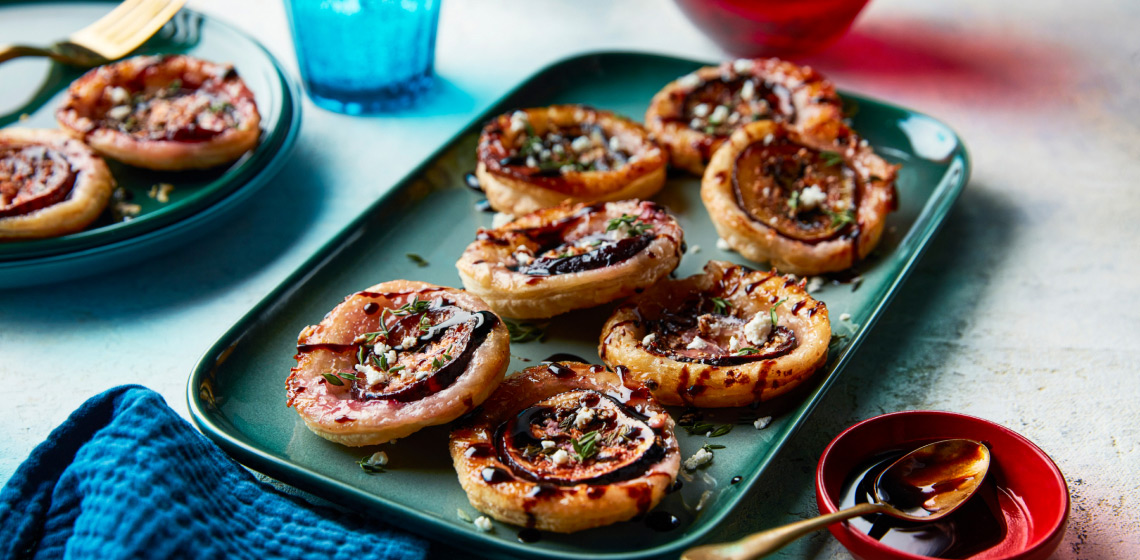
[0,385,428,560]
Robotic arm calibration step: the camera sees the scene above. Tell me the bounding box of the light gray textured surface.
[1,0,1137,558]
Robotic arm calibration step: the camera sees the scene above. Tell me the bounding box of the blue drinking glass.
[284,0,441,114]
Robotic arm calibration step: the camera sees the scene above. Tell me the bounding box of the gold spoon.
[681,439,991,560]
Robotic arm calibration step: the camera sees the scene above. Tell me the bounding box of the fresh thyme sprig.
[734,347,760,356]
[505,320,547,343]
[322,371,359,386]
[605,214,653,235]
[820,150,845,168]
[823,207,855,228]
[406,253,429,267]
[572,430,600,461]
[770,298,788,326]
[710,297,730,314]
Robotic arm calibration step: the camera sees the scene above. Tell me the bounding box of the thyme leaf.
[770,298,788,326]
[406,253,429,267]
[572,430,600,461]
[505,320,547,343]
[710,297,730,314]
[820,150,845,168]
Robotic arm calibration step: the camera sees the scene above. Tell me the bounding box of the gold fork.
[0,0,186,67]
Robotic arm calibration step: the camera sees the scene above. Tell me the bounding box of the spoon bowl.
[680,439,991,560]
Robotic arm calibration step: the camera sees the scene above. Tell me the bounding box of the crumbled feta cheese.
[364,451,388,467]
[806,277,825,293]
[690,118,703,129]
[744,314,772,345]
[355,363,388,386]
[688,244,701,254]
[729,336,740,350]
[551,143,565,155]
[492,212,515,228]
[560,165,575,174]
[716,237,732,251]
[415,370,430,380]
[540,149,552,160]
[768,216,778,225]
[107,105,131,120]
[686,336,709,350]
[677,73,701,88]
[515,251,533,266]
[474,516,493,532]
[833,199,849,211]
[551,449,570,466]
[574,407,595,429]
[571,136,591,152]
[108,86,129,104]
[385,350,398,365]
[509,111,529,133]
[525,156,537,168]
[732,59,755,73]
[753,416,773,430]
[709,105,730,124]
[763,134,774,145]
[728,111,741,124]
[859,139,869,148]
[642,333,656,346]
[692,103,711,118]
[684,448,714,471]
[839,313,852,322]
[373,342,392,356]
[762,187,771,197]
[608,136,621,152]
[400,335,417,349]
[740,80,756,101]
[799,185,827,210]
[541,440,556,450]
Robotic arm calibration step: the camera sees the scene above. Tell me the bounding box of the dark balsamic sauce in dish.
[839,448,1031,558]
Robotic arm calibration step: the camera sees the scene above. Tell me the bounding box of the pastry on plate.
[599,260,830,408]
[0,128,114,240]
[645,58,844,175]
[449,362,680,533]
[476,105,667,216]
[286,280,510,447]
[701,120,898,275]
[455,199,684,319]
[56,54,261,170]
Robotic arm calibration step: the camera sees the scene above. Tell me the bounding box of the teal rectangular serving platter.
[188,52,969,560]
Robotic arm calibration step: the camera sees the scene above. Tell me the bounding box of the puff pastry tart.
[286,281,510,447]
[475,105,667,215]
[645,58,844,175]
[0,128,113,240]
[702,120,898,275]
[599,260,830,408]
[56,54,261,170]
[449,362,680,533]
[456,199,684,319]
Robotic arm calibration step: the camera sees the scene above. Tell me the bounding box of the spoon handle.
[680,501,887,560]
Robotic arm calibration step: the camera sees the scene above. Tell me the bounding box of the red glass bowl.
[815,411,1069,560]
[672,0,870,57]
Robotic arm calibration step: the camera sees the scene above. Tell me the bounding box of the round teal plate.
[0,1,301,287]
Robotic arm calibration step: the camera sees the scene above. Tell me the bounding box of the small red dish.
[672,0,871,58]
[816,410,1068,560]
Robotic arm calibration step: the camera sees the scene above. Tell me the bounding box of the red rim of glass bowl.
[815,410,1069,560]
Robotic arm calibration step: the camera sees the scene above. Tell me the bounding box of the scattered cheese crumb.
[374,342,392,355]
[147,183,175,203]
[684,448,714,471]
[551,143,565,155]
[754,416,773,430]
[716,237,732,251]
[689,118,703,129]
[763,134,774,145]
[740,80,756,101]
[365,451,388,467]
[677,73,701,88]
[692,103,711,118]
[570,136,591,152]
[509,111,528,133]
[474,516,493,532]
[686,336,709,350]
[400,336,417,349]
[385,349,398,365]
[642,333,656,346]
[608,136,621,151]
[688,244,701,254]
[574,407,595,429]
[108,86,130,104]
[709,105,730,124]
[355,363,388,386]
[729,336,740,350]
[525,156,537,167]
[415,370,430,381]
[806,277,825,293]
[515,252,533,266]
[491,212,515,228]
[541,440,556,450]
[551,449,570,466]
[799,185,827,210]
[114,202,141,218]
[732,59,755,73]
[743,314,772,345]
[839,313,852,322]
[107,105,131,120]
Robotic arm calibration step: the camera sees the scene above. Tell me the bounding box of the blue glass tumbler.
[284,0,440,114]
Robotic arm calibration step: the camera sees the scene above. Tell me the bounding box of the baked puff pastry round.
[449,362,680,533]
[455,199,684,319]
[645,58,844,175]
[0,128,113,240]
[702,120,899,275]
[286,281,510,447]
[599,260,830,408]
[475,105,667,216]
[56,54,261,170]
